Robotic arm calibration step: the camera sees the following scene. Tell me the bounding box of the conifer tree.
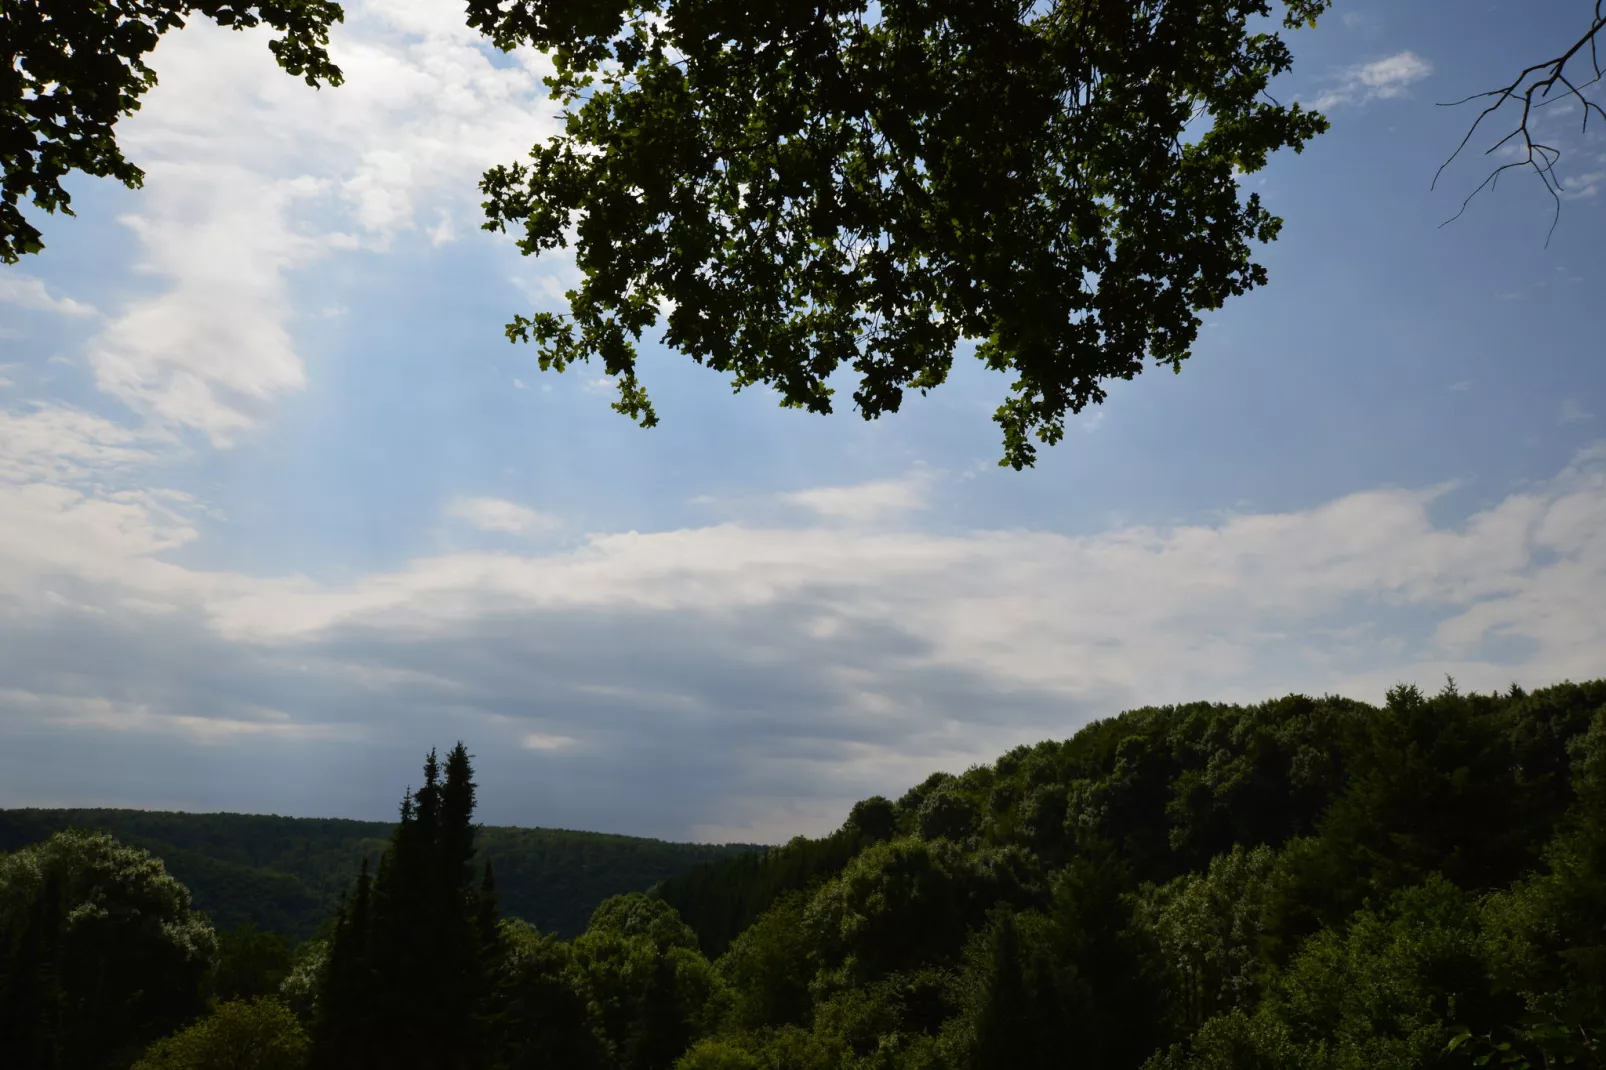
[311,743,495,1070]
[312,859,373,1067]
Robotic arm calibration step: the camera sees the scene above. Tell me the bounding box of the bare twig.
[1434,0,1606,244]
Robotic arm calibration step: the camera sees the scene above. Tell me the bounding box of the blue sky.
[0,0,1602,842]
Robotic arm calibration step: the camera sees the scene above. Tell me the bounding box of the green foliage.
[488,919,609,1068]
[476,0,1330,467]
[658,679,1606,1070]
[719,894,815,1030]
[1137,844,1279,1027]
[587,890,704,952]
[277,939,329,1022]
[483,825,760,936]
[0,829,218,1070]
[0,810,388,939]
[1262,876,1492,1068]
[0,807,760,940]
[217,922,296,1001]
[1,0,344,262]
[311,744,497,1069]
[1462,708,1606,1069]
[914,785,979,843]
[843,797,898,844]
[132,998,309,1070]
[1144,686,1606,1070]
[658,826,873,958]
[674,1039,764,1069]
[9,678,1606,1070]
[806,837,1037,984]
[571,893,727,1070]
[484,895,727,1070]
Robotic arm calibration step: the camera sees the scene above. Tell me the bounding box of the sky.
[1,1,1602,844]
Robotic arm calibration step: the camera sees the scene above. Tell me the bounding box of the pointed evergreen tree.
[312,858,375,1069]
[310,743,496,1070]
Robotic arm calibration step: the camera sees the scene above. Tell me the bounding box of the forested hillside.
[0,808,759,939]
[5,678,1606,1069]
[654,678,1606,1067]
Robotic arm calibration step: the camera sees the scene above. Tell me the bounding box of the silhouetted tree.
[311,743,494,1070]
[0,830,216,1070]
[473,0,1332,467]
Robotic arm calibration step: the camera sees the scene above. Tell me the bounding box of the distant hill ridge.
[0,807,763,940]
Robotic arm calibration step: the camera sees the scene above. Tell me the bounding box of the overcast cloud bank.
[2,389,1602,839]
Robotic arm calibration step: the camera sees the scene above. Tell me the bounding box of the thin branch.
[1434,5,1606,244]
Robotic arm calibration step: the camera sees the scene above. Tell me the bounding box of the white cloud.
[779,471,933,522]
[2,436,1606,838]
[1354,52,1433,95]
[0,275,98,318]
[72,1,559,443]
[1562,170,1606,200]
[0,405,173,483]
[86,171,319,444]
[522,732,577,751]
[1561,397,1596,424]
[447,496,558,534]
[0,689,353,743]
[1314,51,1433,110]
[428,212,456,246]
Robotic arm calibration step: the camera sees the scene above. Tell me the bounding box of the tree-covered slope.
[648,678,1606,1069]
[665,681,1606,959]
[0,808,760,940]
[9,678,1606,1069]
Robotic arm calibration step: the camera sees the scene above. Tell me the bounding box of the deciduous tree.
[476,0,1331,466]
[0,830,217,1070]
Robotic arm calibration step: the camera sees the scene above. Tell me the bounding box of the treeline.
[3,678,1605,1069]
[0,808,759,939]
[657,826,875,958]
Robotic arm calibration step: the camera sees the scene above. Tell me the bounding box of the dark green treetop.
[131,997,310,1070]
[477,0,1331,467]
[0,829,218,1070]
[215,921,296,1001]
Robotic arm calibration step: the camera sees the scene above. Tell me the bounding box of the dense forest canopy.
[0,808,760,940]
[3,678,1605,1068]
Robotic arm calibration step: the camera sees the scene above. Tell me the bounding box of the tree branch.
[1434,1,1606,244]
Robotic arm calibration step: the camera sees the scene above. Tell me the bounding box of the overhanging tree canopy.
[0,0,345,263]
[475,0,1331,467]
